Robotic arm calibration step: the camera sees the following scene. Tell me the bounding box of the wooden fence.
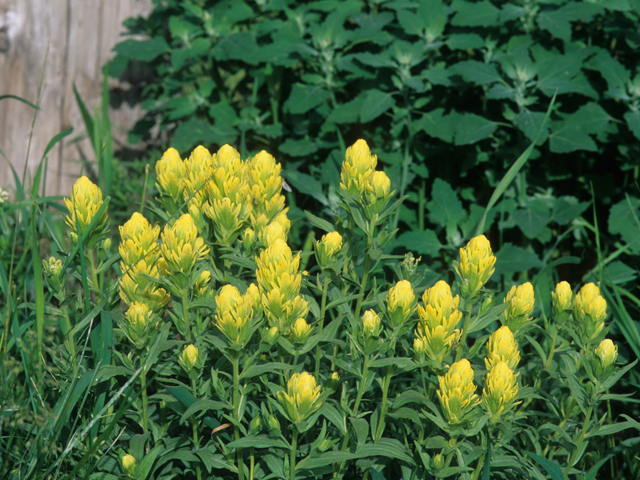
[0,0,152,197]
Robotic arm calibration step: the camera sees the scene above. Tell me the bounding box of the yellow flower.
[592,338,617,378]
[259,221,289,246]
[119,212,161,267]
[417,280,462,333]
[437,359,480,425]
[119,259,170,312]
[482,361,519,423]
[179,344,200,374]
[277,372,323,423]
[414,325,460,367]
[316,231,343,268]
[485,326,520,370]
[43,256,62,277]
[386,280,417,329]
[454,235,496,302]
[361,309,382,338]
[121,454,137,476]
[215,284,257,347]
[64,176,109,246]
[124,302,156,344]
[340,139,377,195]
[365,170,392,213]
[501,282,535,332]
[289,318,312,345]
[552,281,574,322]
[160,213,209,286]
[194,270,212,298]
[155,147,185,209]
[574,283,607,344]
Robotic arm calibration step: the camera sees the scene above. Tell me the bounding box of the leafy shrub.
[8,139,637,480]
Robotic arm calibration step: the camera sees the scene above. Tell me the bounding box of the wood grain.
[0,0,152,197]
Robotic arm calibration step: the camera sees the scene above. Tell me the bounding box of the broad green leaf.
[285,84,331,114]
[451,0,500,27]
[514,109,548,144]
[624,110,640,140]
[512,200,550,239]
[595,51,631,99]
[447,33,485,50]
[352,52,396,68]
[284,170,328,206]
[552,196,589,224]
[536,11,572,41]
[240,362,292,379]
[213,32,260,65]
[227,435,289,449]
[549,124,597,153]
[173,118,237,153]
[393,230,442,257]
[351,417,369,447]
[453,113,499,145]
[427,178,466,228]
[454,60,503,85]
[328,94,366,124]
[279,138,319,157]
[114,37,170,62]
[360,89,396,123]
[357,438,415,464]
[304,210,335,233]
[608,196,640,251]
[494,243,542,275]
[415,108,454,143]
[194,449,237,474]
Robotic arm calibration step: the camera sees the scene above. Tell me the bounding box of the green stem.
[374,365,393,443]
[315,276,330,378]
[455,309,473,362]
[182,289,192,342]
[233,355,245,480]
[290,425,298,480]
[354,253,371,322]
[141,365,148,434]
[250,447,255,480]
[191,378,202,480]
[563,404,593,477]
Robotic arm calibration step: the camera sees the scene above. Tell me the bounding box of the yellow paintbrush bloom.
[592,338,617,378]
[277,372,323,423]
[119,212,161,267]
[340,139,377,196]
[485,326,520,370]
[454,235,496,302]
[155,147,185,210]
[160,213,209,286]
[574,283,607,344]
[64,176,109,247]
[552,281,574,322]
[482,361,519,423]
[386,280,417,329]
[437,359,480,425]
[501,282,535,333]
[316,231,343,268]
[418,280,462,333]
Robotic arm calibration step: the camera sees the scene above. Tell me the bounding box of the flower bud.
[592,338,617,378]
[249,415,263,435]
[366,170,392,213]
[386,280,417,329]
[501,283,535,333]
[552,281,573,322]
[242,228,256,251]
[437,359,480,425]
[432,453,445,470]
[264,326,279,345]
[155,147,185,211]
[289,318,312,345]
[574,283,607,344]
[0,188,8,204]
[482,361,519,423]
[454,235,496,302]
[64,176,109,248]
[340,139,377,196]
[267,415,281,436]
[418,280,462,333]
[361,310,382,338]
[326,371,341,391]
[43,256,63,278]
[316,231,343,268]
[180,344,199,373]
[277,372,323,423]
[485,326,520,370]
[123,302,156,348]
[121,454,137,476]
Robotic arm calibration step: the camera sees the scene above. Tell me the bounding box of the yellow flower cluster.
[256,239,309,334]
[386,280,417,329]
[123,302,158,349]
[339,139,393,214]
[118,213,169,313]
[454,235,496,302]
[316,231,343,269]
[437,359,480,425]
[160,213,209,288]
[64,176,109,247]
[552,281,574,322]
[483,326,520,422]
[277,372,323,423]
[501,282,535,333]
[592,338,617,378]
[574,283,607,344]
[414,281,462,367]
[214,284,261,347]
[155,145,288,249]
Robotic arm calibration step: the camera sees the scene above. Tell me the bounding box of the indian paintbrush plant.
[31,139,639,480]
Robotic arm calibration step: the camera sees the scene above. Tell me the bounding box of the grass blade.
[0,94,40,110]
[30,203,45,358]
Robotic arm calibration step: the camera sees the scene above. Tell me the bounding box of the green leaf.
[608,197,640,251]
[563,367,589,415]
[329,94,366,124]
[351,417,369,447]
[446,33,485,50]
[240,362,292,379]
[427,178,466,228]
[415,108,454,143]
[193,449,237,474]
[514,109,548,144]
[549,124,597,153]
[453,113,499,145]
[525,451,566,480]
[114,37,170,62]
[512,200,550,239]
[586,414,640,437]
[227,435,289,449]
[357,438,415,464]
[624,110,640,140]
[454,60,503,85]
[494,243,542,275]
[304,210,335,233]
[181,399,229,424]
[279,138,319,157]
[213,32,260,65]
[552,196,590,224]
[360,89,396,123]
[172,118,237,153]
[536,11,572,41]
[451,0,500,27]
[297,451,359,470]
[393,230,442,256]
[595,51,630,99]
[284,170,328,206]
[285,84,331,114]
